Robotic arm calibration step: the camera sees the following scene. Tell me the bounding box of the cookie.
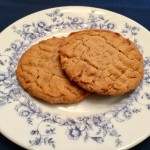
[59,29,144,96]
[16,37,90,104]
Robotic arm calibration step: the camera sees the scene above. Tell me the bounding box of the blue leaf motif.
[91,137,104,143]
[0,100,5,106]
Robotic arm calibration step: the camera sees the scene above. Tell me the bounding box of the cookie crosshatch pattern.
[0,8,150,149]
[16,37,89,104]
[59,30,143,96]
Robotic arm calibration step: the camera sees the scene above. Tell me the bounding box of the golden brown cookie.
[16,37,89,104]
[59,29,144,96]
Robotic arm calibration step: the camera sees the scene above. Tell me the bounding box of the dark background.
[0,0,150,150]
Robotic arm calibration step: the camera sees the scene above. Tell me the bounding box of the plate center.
[57,94,125,114]
[36,93,127,117]
[32,29,128,117]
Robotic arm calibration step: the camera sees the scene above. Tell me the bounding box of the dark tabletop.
[0,0,150,150]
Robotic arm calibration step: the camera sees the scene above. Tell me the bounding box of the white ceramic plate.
[0,6,150,150]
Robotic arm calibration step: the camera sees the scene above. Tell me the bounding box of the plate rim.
[0,6,150,35]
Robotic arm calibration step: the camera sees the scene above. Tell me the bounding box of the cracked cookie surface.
[16,37,89,104]
[59,30,144,96]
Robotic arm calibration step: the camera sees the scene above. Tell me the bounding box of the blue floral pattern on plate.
[0,8,150,149]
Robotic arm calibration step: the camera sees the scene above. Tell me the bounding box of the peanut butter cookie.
[59,30,144,96]
[16,37,89,104]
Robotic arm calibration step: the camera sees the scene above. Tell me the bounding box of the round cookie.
[16,37,89,104]
[59,29,144,96]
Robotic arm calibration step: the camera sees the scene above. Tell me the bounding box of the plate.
[0,6,150,150]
